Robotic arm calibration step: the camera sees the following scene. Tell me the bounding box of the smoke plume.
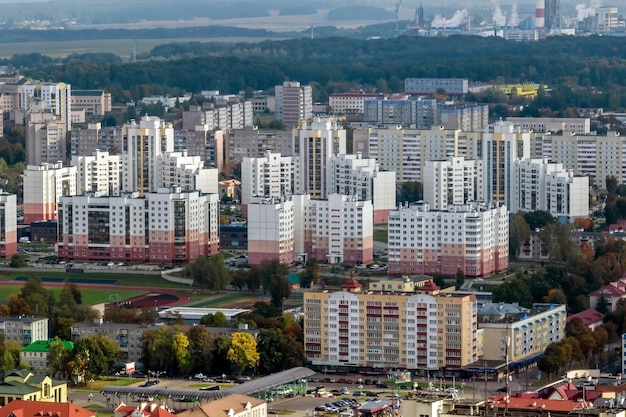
[492,5,507,27]
[431,9,469,28]
[508,4,520,27]
[576,0,601,21]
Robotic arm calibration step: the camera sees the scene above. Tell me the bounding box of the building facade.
[57,188,219,264]
[121,116,174,196]
[155,152,218,195]
[241,152,300,206]
[423,157,484,211]
[480,304,566,364]
[26,101,67,166]
[329,92,386,114]
[20,340,74,372]
[71,90,112,117]
[72,150,124,196]
[305,194,373,266]
[247,196,299,266]
[388,202,509,277]
[404,78,469,95]
[23,163,77,224]
[329,154,396,223]
[0,193,17,258]
[0,317,48,345]
[275,81,312,127]
[229,127,293,165]
[295,118,347,199]
[513,158,589,220]
[303,279,478,371]
[507,117,590,134]
[363,98,437,129]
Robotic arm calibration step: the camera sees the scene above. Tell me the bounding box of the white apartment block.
[532,131,626,185]
[329,92,385,114]
[247,196,298,266]
[355,126,478,183]
[363,98,438,128]
[182,101,253,131]
[0,193,17,258]
[388,202,509,278]
[514,158,589,220]
[241,152,300,206]
[156,151,218,195]
[275,81,312,127]
[329,153,396,223]
[23,163,77,224]
[122,116,174,196]
[404,78,469,95]
[71,90,112,117]
[0,317,48,345]
[23,82,72,131]
[507,117,590,134]
[229,127,294,165]
[174,128,226,173]
[305,194,374,266]
[481,121,531,208]
[57,187,219,263]
[72,150,124,196]
[26,101,67,166]
[295,118,347,199]
[423,156,484,210]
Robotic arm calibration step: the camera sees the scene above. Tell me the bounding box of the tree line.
[17,35,626,109]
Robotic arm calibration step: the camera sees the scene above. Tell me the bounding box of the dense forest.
[20,35,626,110]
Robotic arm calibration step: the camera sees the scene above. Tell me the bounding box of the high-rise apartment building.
[329,92,386,114]
[481,121,531,207]
[26,101,67,166]
[507,117,590,134]
[156,152,218,195]
[404,78,469,95]
[388,202,508,277]
[121,116,174,196]
[514,158,589,220]
[423,156,484,210]
[303,279,478,371]
[23,163,77,224]
[229,127,294,165]
[305,194,373,266]
[329,154,396,223]
[57,188,219,263]
[0,193,17,258]
[72,150,124,196]
[247,196,299,266]
[23,82,72,131]
[275,81,312,128]
[295,118,346,199]
[241,152,300,206]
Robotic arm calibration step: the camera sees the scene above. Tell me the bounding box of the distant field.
[0,285,144,305]
[0,37,289,59]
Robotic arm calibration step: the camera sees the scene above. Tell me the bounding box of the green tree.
[9,254,27,268]
[455,269,465,290]
[200,312,227,327]
[595,294,610,314]
[523,210,556,230]
[398,181,423,204]
[509,212,530,260]
[492,277,534,308]
[226,332,260,376]
[299,258,321,289]
[245,267,262,293]
[269,274,292,309]
[48,338,72,379]
[185,255,231,293]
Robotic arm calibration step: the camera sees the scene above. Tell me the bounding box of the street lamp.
[115,372,120,385]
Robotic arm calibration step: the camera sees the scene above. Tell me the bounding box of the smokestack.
[535,0,545,28]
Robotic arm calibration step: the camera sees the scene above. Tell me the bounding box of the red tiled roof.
[490,397,590,412]
[420,280,440,292]
[567,309,605,326]
[342,277,362,289]
[1,400,95,417]
[590,283,626,297]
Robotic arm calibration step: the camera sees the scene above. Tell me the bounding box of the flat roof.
[158,307,249,320]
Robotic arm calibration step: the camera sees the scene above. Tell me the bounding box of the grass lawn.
[373,229,388,243]
[0,270,192,289]
[74,376,139,392]
[0,285,146,305]
[267,410,296,415]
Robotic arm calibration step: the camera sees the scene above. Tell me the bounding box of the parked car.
[375,383,388,389]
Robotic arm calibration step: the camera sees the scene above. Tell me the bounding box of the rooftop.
[21,339,73,353]
[0,400,93,417]
[480,303,564,324]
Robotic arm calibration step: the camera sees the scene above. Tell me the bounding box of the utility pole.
[505,331,510,415]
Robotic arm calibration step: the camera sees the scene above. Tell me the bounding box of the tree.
[269,274,292,309]
[299,258,321,288]
[455,269,465,290]
[595,294,610,314]
[492,277,534,308]
[537,341,568,379]
[185,255,231,292]
[398,181,423,204]
[509,213,530,260]
[523,210,556,230]
[226,332,259,376]
[9,254,27,268]
[172,331,191,373]
[259,259,288,294]
[200,312,227,327]
[245,267,262,293]
[48,338,72,379]
[543,288,567,305]
[186,324,209,372]
[231,270,247,291]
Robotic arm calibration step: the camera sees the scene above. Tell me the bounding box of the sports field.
[0,285,145,305]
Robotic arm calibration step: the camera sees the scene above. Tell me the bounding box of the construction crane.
[394,0,403,36]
